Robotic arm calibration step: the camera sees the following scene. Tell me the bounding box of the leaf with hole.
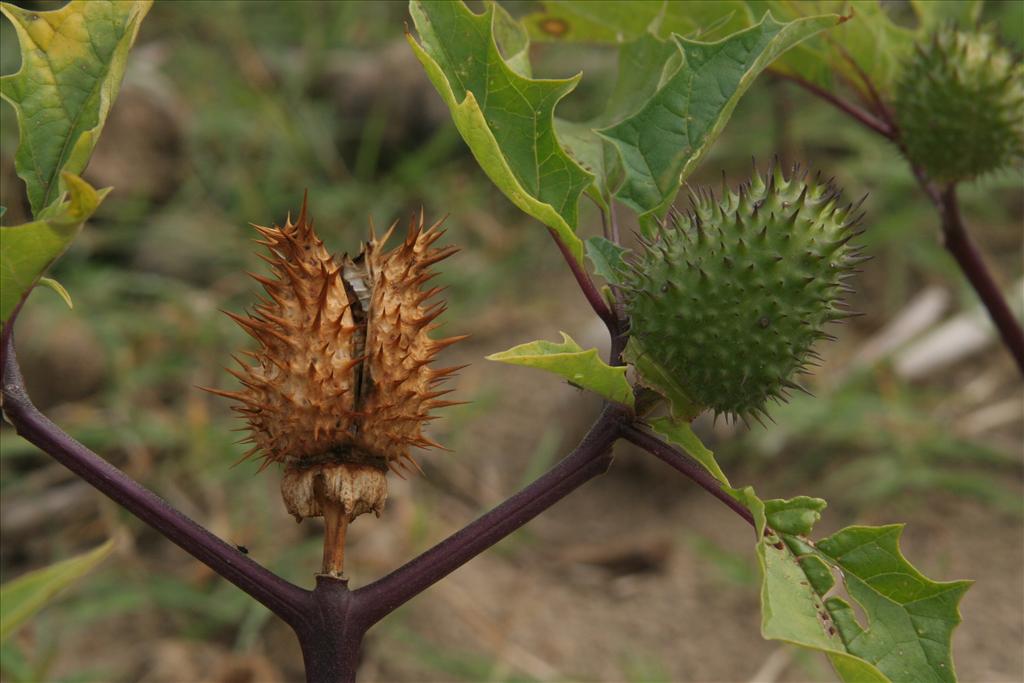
[729,489,971,682]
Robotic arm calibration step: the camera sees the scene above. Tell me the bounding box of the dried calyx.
[623,162,866,424]
[206,198,464,576]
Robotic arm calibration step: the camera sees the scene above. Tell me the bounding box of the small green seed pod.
[624,162,865,423]
[894,25,1024,183]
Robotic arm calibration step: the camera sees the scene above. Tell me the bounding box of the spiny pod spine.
[624,160,865,424]
[204,196,464,576]
[894,25,1024,183]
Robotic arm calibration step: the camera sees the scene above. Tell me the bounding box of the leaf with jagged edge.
[486,332,634,407]
[597,12,840,227]
[555,32,680,207]
[0,173,109,325]
[491,1,531,78]
[1,538,114,642]
[407,0,593,265]
[727,488,971,682]
[0,0,151,216]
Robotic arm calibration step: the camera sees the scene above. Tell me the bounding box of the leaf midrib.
[27,7,126,211]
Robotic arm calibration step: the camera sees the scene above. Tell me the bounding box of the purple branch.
[620,422,755,529]
[353,403,628,625]
[788,67,1024,375]
[937,186,1024,373]
[1,336,309,625]
[547,228,618,334]
[780,74,894,140]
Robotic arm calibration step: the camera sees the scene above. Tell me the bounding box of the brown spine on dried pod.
[204,197,463,577]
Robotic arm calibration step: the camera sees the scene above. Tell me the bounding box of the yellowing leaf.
[0,0,152,215]
[0,173,109,325]
[0,539,115,642]
[486,332,633,407]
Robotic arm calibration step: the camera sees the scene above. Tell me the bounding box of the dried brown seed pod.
[205,196,464,576]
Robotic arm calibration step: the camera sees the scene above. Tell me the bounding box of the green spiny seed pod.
[894,25,1024,183]
[624,162,865,423]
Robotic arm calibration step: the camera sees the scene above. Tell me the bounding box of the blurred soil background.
[1,1,1021,682]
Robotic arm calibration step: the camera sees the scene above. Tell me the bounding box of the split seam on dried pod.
[204,196,465,577]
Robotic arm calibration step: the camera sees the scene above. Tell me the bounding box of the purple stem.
[788,67,1024,375]
[620,422,755,529]
[937,186,1024,373]
[547,228,617,333]
[1,335,309,625]
[780,73,894,139]
[354,403,628,625]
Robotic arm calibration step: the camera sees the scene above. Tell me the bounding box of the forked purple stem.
[4,323,740,681]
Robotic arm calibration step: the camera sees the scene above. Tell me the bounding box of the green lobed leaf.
[729,489,971,682]
[554,32,680,204]
[491,1,532,78]
[0,0,152,216]
[648,416,730,485]
[0,539,115,642]
[407,0,593,265]
[598,12,840,222]
[584,236,629,285]
[0,173,109,325]
[486,331,633,407]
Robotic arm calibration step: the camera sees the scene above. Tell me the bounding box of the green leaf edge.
[405,1,592,265]
[0,173,110,325]
[0,538,115,642]
[597,11,841,221]
[486,331,634,407]
[0,0,153,216]
[647,416,730,485]
[38,276,73,309]
[730,488,972,683]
